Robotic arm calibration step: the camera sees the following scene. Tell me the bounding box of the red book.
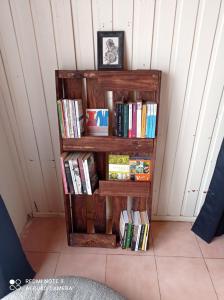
[132,103,137,137]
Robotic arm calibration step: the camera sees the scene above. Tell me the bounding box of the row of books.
[57,99,84,138]
[115,102,157,138]
[109,154,151,181]
[61,152,98,195]
[120,210,150,251]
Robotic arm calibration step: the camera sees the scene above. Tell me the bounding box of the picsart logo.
[9,279,21,291]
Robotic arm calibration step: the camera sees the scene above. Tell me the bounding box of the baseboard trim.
[152,215,196,222]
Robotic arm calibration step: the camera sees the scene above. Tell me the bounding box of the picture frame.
[97,31,124,70]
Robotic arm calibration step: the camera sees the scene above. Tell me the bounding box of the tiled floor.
[21,217,224,300]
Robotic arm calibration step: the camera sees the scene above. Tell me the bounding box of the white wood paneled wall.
[0,0,224,221]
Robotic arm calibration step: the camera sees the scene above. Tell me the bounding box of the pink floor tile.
[197,235,224,258]
[26,252,59,279]
[152,221,202,257]
[55,253,106,283]
[21,217,66,252]
[206,259,224,299]
[106,255,160,300]
[156,256,217,300]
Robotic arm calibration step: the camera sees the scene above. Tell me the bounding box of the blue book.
[151,104,157,138]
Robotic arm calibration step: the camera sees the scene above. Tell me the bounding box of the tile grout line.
[53,252,61,277]
[154,256,162,300]
[105,255,108,284]
[194,234,219,300]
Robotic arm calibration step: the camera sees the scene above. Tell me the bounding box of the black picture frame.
[97,31,124,70]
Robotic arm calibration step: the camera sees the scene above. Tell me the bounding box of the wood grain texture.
[70,233,116,248]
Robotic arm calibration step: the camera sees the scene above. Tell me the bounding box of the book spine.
[128,103,132,138]
[152,104,157,138]
[135,225,141,251]
[62,99,70,138]
[144,224,150,251]
[83,158,92,195]
[68,159,78,194]
[132,103,137,138]
[122,223,128,249]
[73,159,82,194]
[131,225,138,251]
[69,100,75,138]
[138,224,145,250]
[146,103,151,138]
[136,101,142,138]
[60,156,68,194]
[57,101,64,138]
[64,160,74,194]
[123,104,129,138]
[116,103,123,137]
[72,101,78,138]
[125,223,132,248]
[75,100,81,137]
[77,157,88,194]
[142,224,148,250]
[141,104,147,138]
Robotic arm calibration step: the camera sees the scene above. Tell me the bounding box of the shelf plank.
[70,233,116,248]
[99,180,151,197]
[62,136,154,153]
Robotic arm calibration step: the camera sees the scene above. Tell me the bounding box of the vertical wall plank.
[0,0,48,212]
[132,0,155,69]
[168,0,221,216]
[182,1,224,216]
[30,0,64,211]
[92,0,112,67]
[157,0,199,216]
[71,0,95,69]
[10,0,60,212]
[51,0,76,69]
[150,0,177,215]
[113,0,134,69]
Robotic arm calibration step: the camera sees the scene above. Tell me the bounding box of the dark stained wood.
[99,180,151,197]
[64,78,83,99]
[94,194,106,233]
[86,78,106,108]
[132,197,147,211]
[62,136,154,153]
[70,233,116,248]
[71,195,87,233]
[112,196,127,239]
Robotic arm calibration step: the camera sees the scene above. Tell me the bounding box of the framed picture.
[97,31,124,70]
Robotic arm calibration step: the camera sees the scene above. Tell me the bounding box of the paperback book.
[86,109,109,136]
[108,155,130,180]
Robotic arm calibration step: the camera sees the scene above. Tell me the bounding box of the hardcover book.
[108,154,130,180]
[86,109,109,136]
[129,157,151,181]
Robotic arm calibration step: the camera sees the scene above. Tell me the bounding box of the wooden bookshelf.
[55,70,161,249]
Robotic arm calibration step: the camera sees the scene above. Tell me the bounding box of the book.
[136,101,142,138]
[128,103,132,138]
[108,154,130,180]
[120,210,133,248]
[71,100,78,138]
[77,153,88,194]
[123,104,129,138]
[64,153,74,194]
[75,99,84,137]
[68,153,78,194]
[141,211,150,251]
[60,152,68,194]
[115,102,124,137]
[141,104,147,138]
[57,100,65,138]
[132,103,137,137]
[71,153,82,194]
[86,108,109,136]
[135,211,142,251]
[151,104,157,138]
[68,100,75,138]
[83,153,98,195]
[62,99,70,138]
[129,157,151,181]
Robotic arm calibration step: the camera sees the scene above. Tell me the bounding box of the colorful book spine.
[136,101,142,138]
[72,154,82,194]
[128,103,132,138]
[151,104,157,138]
[141,104,147,138]
[132,103,137,138]
[72,101,78,138]
[123,104,129,138]
[116,102,123,137]
[60,154,68,194]
[68,100,75,138]
[77,154,88,194]
[64,159,74,194]
[62,99,70,138]
[68,156,78,194]
[75,99,84,137]
[57,101,65,138]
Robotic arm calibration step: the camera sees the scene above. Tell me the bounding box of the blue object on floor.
[0,195,35,298]
[192,139,224,243]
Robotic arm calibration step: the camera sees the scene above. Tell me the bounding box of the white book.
[83,153,92,195]
[68,154,78,194]
[69,100,74,138]
[75,99,84,137]
[128,103,132,137]
[135,211,142,251]
[72,152,82,194]
[62,99,70,138]
[136,101,142,138]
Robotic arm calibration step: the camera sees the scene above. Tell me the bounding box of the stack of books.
[108,154,151,181]
[115,102,157,138]
[61,152,98,195]
[57,99,84,138]
[120,210,150,251]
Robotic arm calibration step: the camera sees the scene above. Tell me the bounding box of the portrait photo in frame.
[97,31,124,70]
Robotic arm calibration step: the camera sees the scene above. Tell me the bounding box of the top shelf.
[62,136,155,153]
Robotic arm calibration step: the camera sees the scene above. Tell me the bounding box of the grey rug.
[3,276,125,300]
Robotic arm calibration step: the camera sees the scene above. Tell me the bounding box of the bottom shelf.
[70,233,116,248]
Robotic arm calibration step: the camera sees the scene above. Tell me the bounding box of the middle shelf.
[62,136,155,153]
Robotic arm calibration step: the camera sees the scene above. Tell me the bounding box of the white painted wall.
[0,0,223,221]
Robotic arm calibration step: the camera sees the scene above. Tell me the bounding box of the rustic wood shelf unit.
[55,69,161,249]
